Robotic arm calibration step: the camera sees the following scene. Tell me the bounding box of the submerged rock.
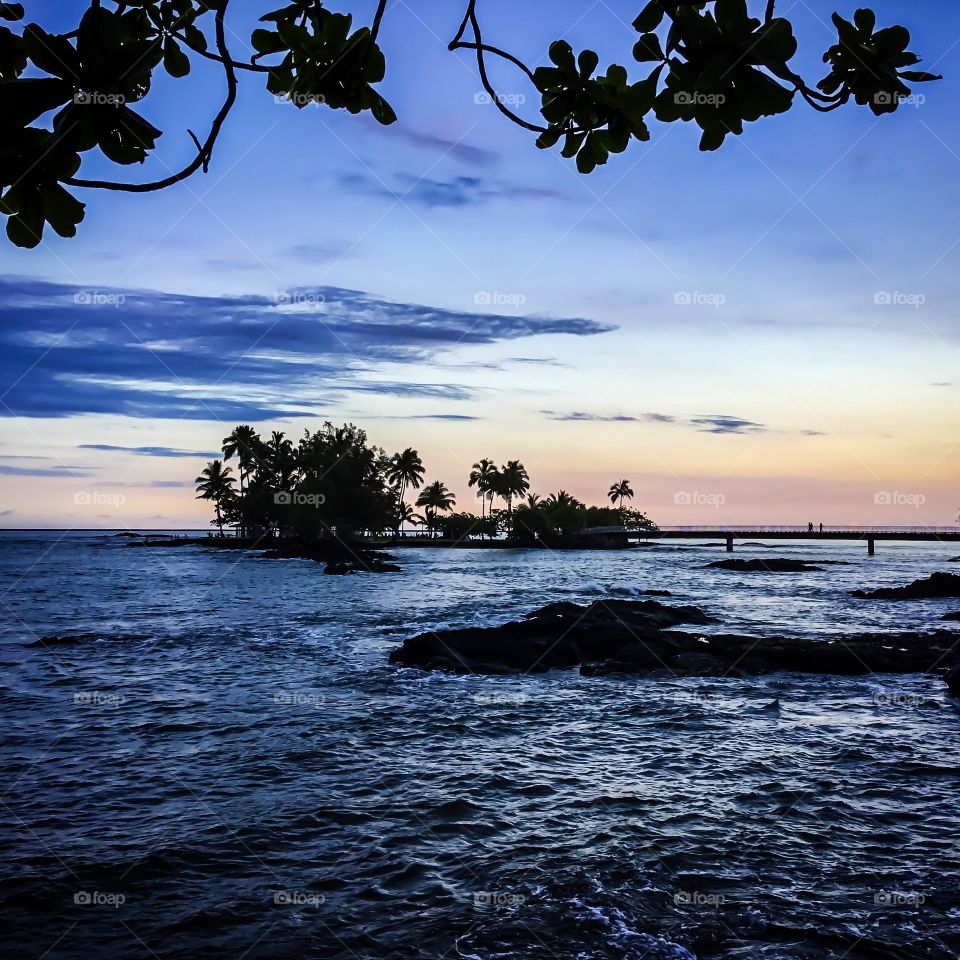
[942,611,960,621]
[706,558,824,573]
[853,572,960,600]
[388,598,959,683]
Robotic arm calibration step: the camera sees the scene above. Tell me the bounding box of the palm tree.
[387,448,425,533]
[195,460,235,536]
[546,490,579,509]
[222,425,262,497]
[497,460,530,535]
[266,431,297,489]
[608,479,635,520]
[526,493,542,508]
[468,458,498,533]
[416,480,456,538]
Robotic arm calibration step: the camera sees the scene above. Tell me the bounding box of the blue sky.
[0,0,958,526]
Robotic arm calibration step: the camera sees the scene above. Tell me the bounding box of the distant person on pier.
[808,522,814,533]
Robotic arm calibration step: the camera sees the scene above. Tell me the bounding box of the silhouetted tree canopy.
[0,1,940,246]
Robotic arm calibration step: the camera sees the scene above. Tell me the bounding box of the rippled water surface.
[2,531,960,959]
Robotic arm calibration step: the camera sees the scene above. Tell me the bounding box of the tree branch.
[65,0,239,193]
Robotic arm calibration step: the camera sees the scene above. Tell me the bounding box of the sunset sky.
[0,0,957,528]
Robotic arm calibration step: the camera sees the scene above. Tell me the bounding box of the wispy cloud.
[0,464,91,477]
[339,172,568,209]
[543,410,822,437]
[690,415,766,435]
[0,278,613,421]
[79,445,220,458]
[369,122,499,168]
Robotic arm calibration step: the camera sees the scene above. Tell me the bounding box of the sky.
[0,0,958,528]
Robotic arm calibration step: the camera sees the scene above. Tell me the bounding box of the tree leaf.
[633,33,664,63]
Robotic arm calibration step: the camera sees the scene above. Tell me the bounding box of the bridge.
[575,525,960,556]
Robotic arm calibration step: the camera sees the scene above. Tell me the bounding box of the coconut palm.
[222,425,262,496]
[386,448,425,533]
[195,460,235,536]
[416,480,456,538]
[526,493,542,508]
[608,479,635,519]
[266,431,297,488]
[496,460,530,535]
[468,458,498,533]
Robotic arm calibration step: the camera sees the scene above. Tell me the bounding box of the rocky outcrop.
[706,558,825,573]
[942,611,960,621]
[388,598,959,682]
[853,572,960,600]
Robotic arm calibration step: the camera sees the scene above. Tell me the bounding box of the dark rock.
[706,558,824,573]
[388,599,960,685]
[950,556,960,562]
[853,572,960,600]
[942,612,960,621]
[641,589,672,597]
[947,665,960,694]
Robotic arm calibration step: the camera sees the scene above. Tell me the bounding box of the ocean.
[2,531,959,958]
